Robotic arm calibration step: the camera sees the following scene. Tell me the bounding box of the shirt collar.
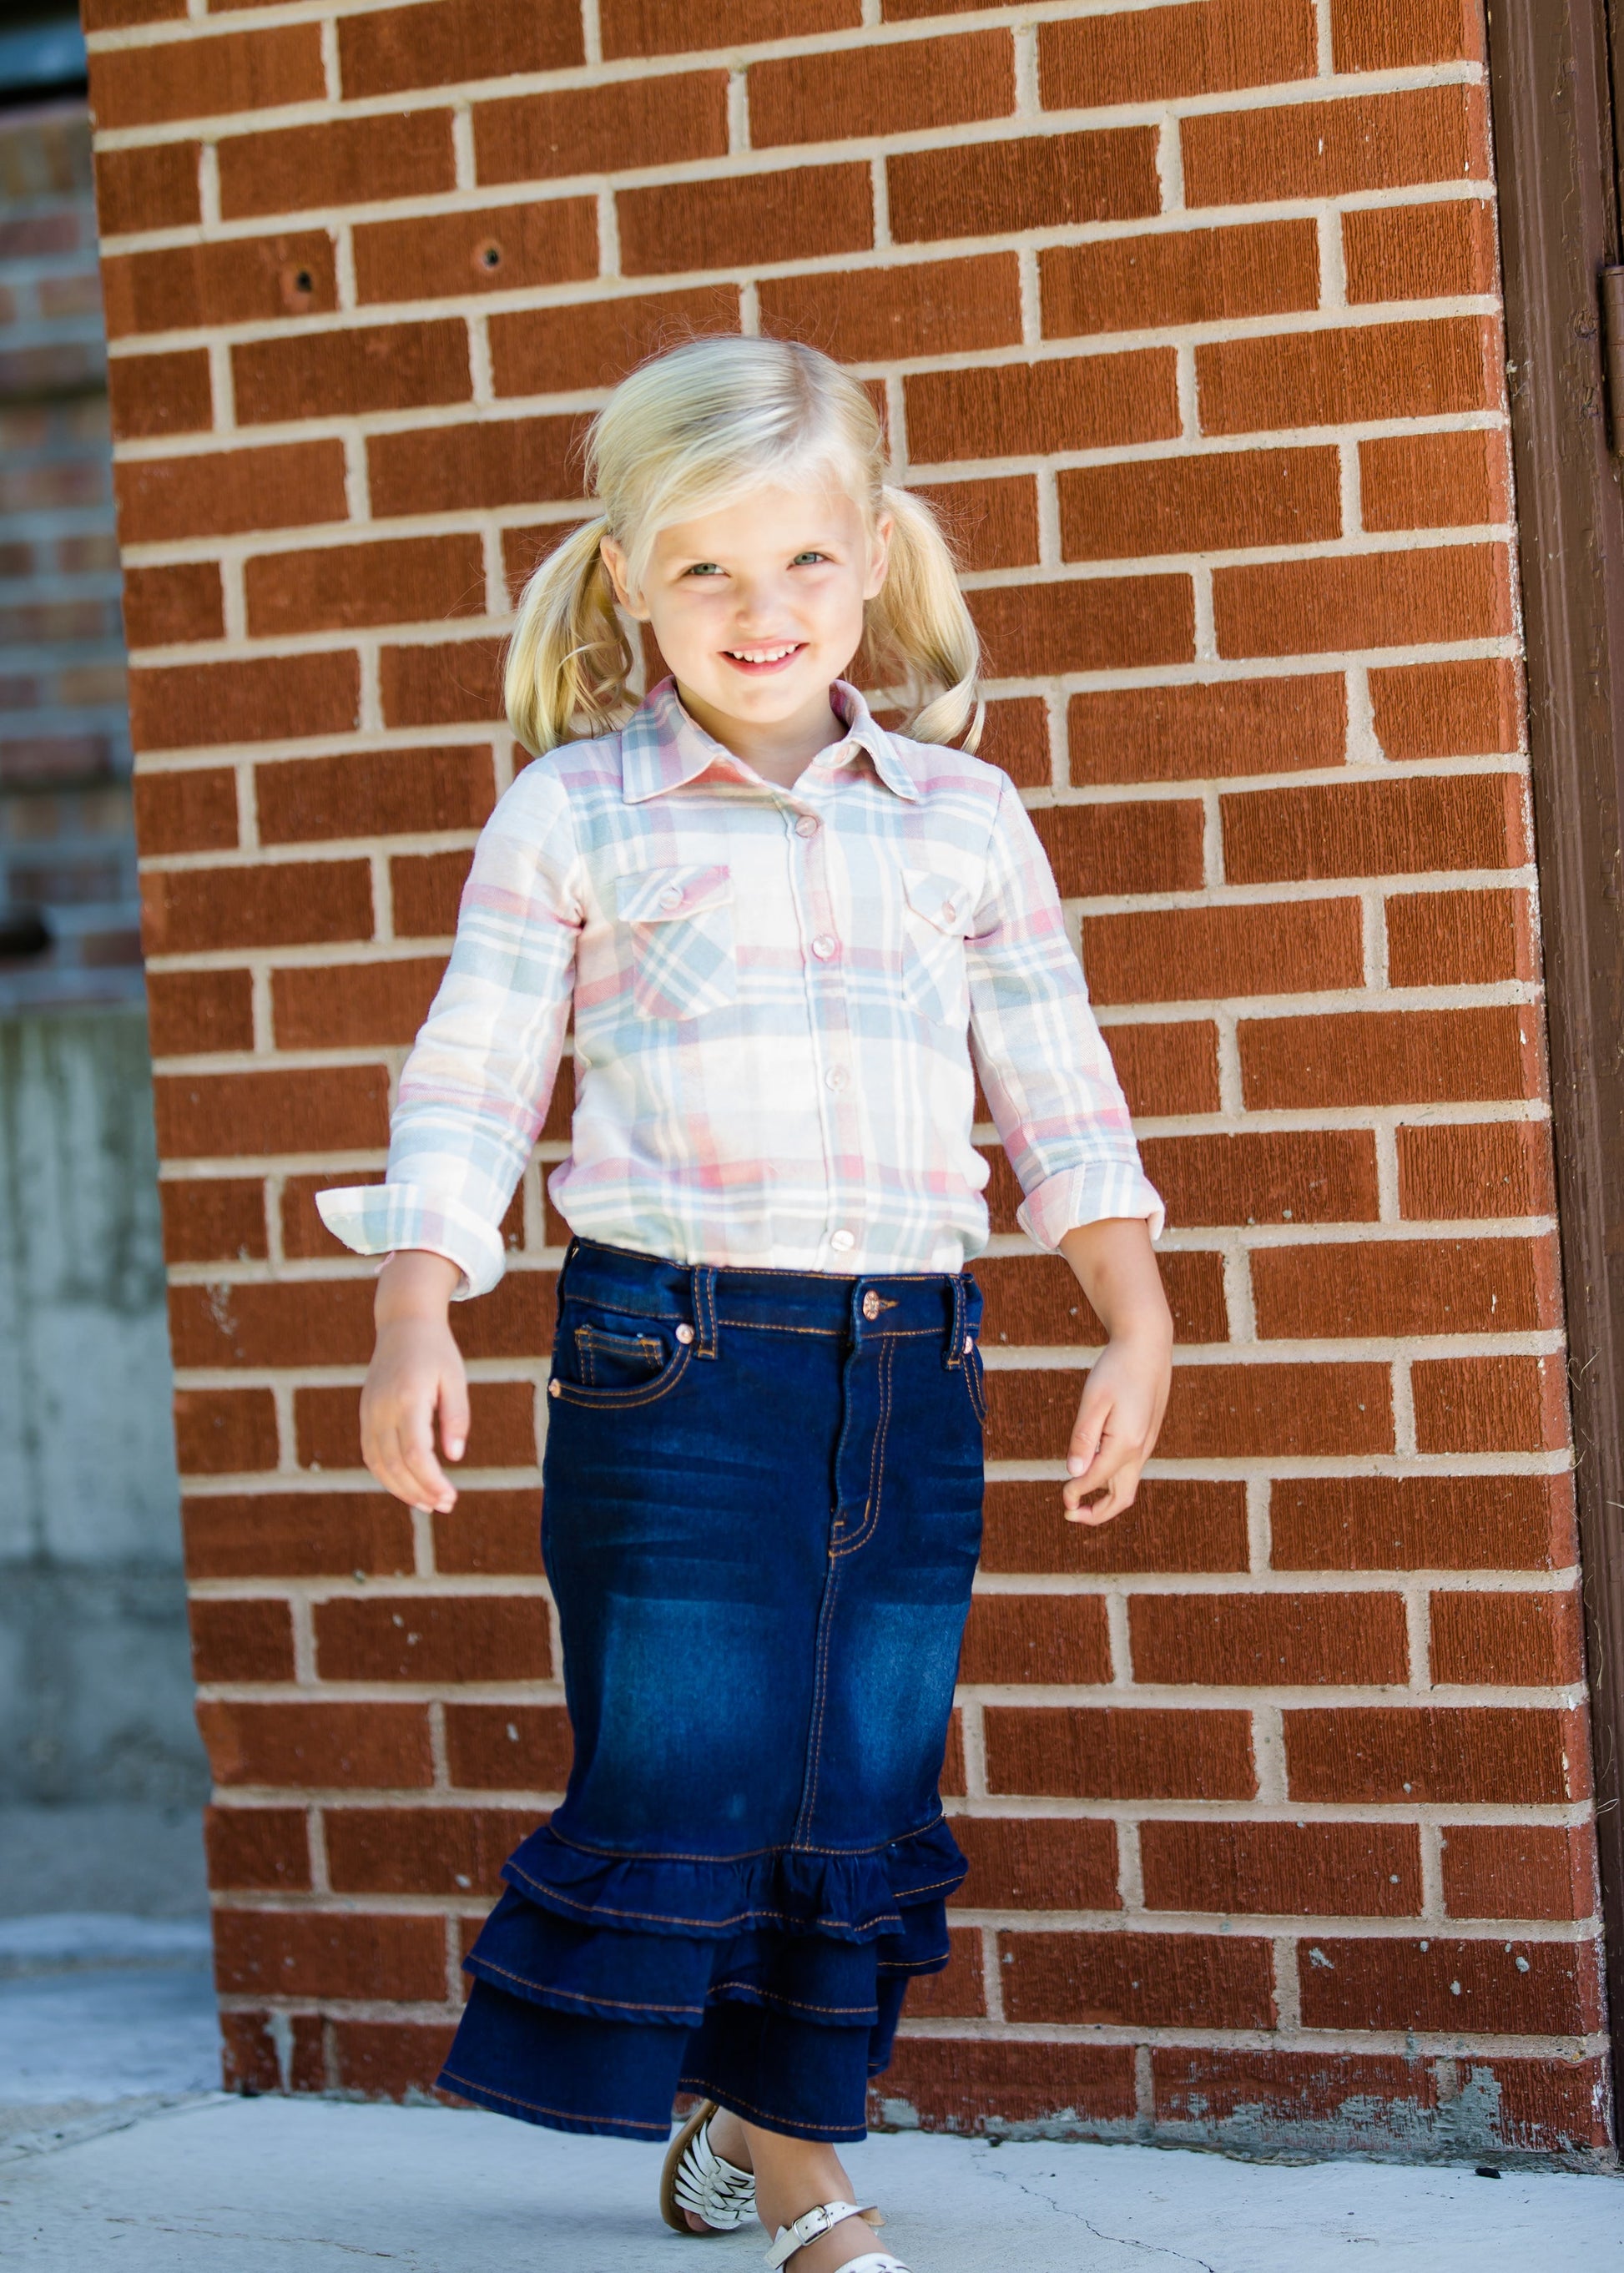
[620,677,920,804]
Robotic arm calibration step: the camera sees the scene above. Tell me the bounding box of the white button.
[795,815,819,838]
[675,1323,694,1344]
[825,1066,849,1091]
[811,934,837,960]
[658,885,683,910]
[830,1229,855,1252]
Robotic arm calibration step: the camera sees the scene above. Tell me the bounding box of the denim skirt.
[438,1236,986,2143]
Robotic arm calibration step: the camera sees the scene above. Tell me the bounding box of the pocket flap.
[617,863,734,924]
[904,868,971,935]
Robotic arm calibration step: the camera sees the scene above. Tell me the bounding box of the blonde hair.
[504,335,982,755]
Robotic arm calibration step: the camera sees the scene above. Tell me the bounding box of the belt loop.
[690,1264,719,1358]
[944,1273,967,1369]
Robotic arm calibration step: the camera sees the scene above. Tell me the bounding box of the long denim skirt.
[438,1236,986,2143]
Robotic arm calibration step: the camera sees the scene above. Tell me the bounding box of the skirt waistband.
[559,1237,981,1366]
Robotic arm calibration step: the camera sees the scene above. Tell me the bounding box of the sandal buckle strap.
[764,2200,869,2268]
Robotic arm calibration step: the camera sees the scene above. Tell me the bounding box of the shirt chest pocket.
[616,863,737,1021]
[901,867,971,1028]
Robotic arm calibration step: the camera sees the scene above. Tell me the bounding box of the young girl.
[318,336,1170,2273]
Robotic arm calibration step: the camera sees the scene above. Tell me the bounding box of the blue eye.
[791,551,827,566]
[684,562,722,577]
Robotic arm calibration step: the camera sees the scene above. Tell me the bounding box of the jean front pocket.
[616,863,736,1021]
[900,867,971,1027]
[549,1302,693,1410]
[574,1323,663,1388]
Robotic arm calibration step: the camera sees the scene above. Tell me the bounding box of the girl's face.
[602,481,891,759]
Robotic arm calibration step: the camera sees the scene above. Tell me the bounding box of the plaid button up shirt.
[317,679,1163,1296]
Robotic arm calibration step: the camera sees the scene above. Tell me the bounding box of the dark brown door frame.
[1488,0,1624,2092]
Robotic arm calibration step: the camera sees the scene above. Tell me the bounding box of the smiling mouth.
[720,642,805,673]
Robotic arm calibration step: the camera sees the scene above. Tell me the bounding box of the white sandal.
[660,2099,757,2235]
[764,2199,908,2273]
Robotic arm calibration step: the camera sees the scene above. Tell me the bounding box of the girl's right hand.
[361,1251,468,1512]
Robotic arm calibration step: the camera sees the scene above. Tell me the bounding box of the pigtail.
[503,516,635,756]
[869,483,983,752]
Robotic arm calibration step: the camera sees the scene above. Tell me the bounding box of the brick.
[257,745,495,845]
[906,349,1178,467]
[108,351,213,442]
[1388,888,1531,988]
[189,1596,295,1683]
[354,201,597,310]
[1070,675,1344,786]
[123,562,224,653]
[873,2039,1136,2133]
[981,1478,1248,1577]
[1283,1705,1588,1804]
[160,1178,267,1265]
[1082,900,1361,1005]
[759,255,1019,368]
[197,1699,433,1788]
[1239,1006,1541,1108]
[949,1816,1119,1912]
[1106,1021,1222,1116]
[142,859,372,955]
[234,320,472,426]
[445,1701,572,1789]
[601,0,857,58]
[1215,543,1512,659]
[976,695,1049,782]
[115,441,348,545]
[1430,1589,1582,1688]
[174,1386,279,1476]
[219,2009,325,2094]
[83,0,184,24]
[475,74,724,190]
[381,638,507,729]
[940,1709,966,1798]
[1132,1590,1408,1688]
[1271,1474,1573,1575]
[490,288,739,397]
[1031,799,1203,900]
[132,764,235,854]
[619,164,871,277]
[440,1269,557,1362]
[218,113,457,223]
[973,1250,1225,1347]
[1002,1928,1273,2029]
[324,1805,536,1896]
[314,1595,552,1683]
[905,1928,987,2020]
[889,129,1159,244]
[169,1279,378,1370]
[1039,0,1314,106]
[1397,1121,1554,1222]
[244,536,485,641]
[958,1594,1111,1685]
[1298,1933,1598,2038]
[1361,430,1507,534]
[1479,2057,1613,2157]
[331,2022,458,2101]
[1252,1234,1557,1340]
[183,1491,415,1579]
[910,479,1038,575]
[1041,219,1319,342]
[1344,199,1498,306]
[1153,2049,1437,2137]
[1137,1130,1379,1227]
[272,957,446,1051]
[88,24,324,130]
[971,576,1193,678]
[1152,1360,1392,1459]
[103,232,336,342]
[154,1066,390,1159]
[94,142,200,236]
[984,1705,1255,1800]
[1413,1353,1568,1454]
[431,1489,543,1576]
[392,849,474,937]
[1061,446,1340,564]
[339,0,581,98]
[1369,658,1522,759]
[146,970,255,1058]
[1143,1819,1421,1918]
[1332,0,1481,69]
[296,1379,534,1473]
[214,1909,447,2003]
[1441,1825,1594,1922]
[368,416,583,520]
[1185,86,1486,209]
[204,1806,311,1892]
[752,33,1012,149]
[1198,317,1499,436]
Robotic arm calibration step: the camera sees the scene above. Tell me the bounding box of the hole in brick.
[474,240,504,275]
[280,265,315,312]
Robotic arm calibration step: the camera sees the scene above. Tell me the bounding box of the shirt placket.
[784,754,863,1265]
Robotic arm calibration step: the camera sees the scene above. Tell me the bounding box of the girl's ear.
[864,512,894,602]
[600,536,648,619]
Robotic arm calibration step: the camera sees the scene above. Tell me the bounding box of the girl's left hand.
[1062,1326,1173,1525]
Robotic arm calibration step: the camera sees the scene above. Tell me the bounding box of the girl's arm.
[1057,1217,1173,1525]
[362,1251,466,1513]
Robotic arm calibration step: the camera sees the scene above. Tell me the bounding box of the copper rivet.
[547,1379,561,1397]
[964,1334,975,1353]
[862,1289,881,1320]
[676,1323,694,1344]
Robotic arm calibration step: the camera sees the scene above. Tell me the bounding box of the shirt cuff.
[315,1182,507,1300]
[1016,1162,1167,1252]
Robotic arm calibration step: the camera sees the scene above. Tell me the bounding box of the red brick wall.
[88,0,1611,2159]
